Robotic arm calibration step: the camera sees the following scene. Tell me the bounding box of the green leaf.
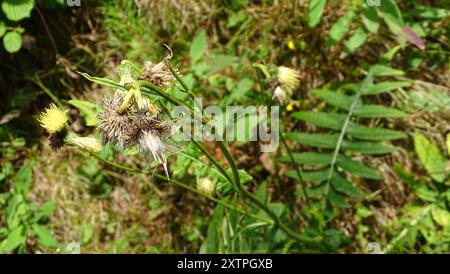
[348,123,406,141]
[190,30,206,63]
[0,226,25,252]
[327,188,350,208]
[409,5,450,20]
[80,224,94,244]
[308,0,327,27]
[277,152,332,166]
[431,206,450,227]
[33,200,56,222]
[31,224,57,247]
[413,134,447,183]
[331,173,363,198]
[1,0,35,21]
[0,22,6,37]
[291,111,345,131]
[3,31,22,53]
[380,45,402,63]
[285,169,330,183]
[344,27,368,53]
[365,81,412,95]
[369,64,405,77]
[68,99,100,126]
[379,0,403,24]
[327,10,354,46]
[337,155,382,179]
[361,5,379,33]
[78,72,126,91]
[354,104,406,118]
[13,160,35,196]
[311,89,355,110]
[343,141,395,155]
[285,132,338,149]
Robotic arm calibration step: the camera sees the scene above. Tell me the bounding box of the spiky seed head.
[277,66,300,95]
[197,178,216,196]
[138,61,175,88]
[38,103,68,134]
[68,135,102,153]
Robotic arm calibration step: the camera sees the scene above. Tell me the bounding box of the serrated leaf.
[337,155,382,179]
[13,160,35,196]
[331,173,363,198]
[361,4,379,33]
[190,30,206,63]
[354,104,406,118]
[413,134,447,183]
[365,81,412,95]
[1,0,35,21]
[308,0,327,27]
[3,31,22,53]
[68,99,100,126]
[327,10,354,46]
[343,27,368,53]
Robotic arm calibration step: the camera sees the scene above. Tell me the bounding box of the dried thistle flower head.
[98,94,138,148]
[138,61,175,88]
[67,135,102,153]
[98,93,174,176]
[38,103,68,134]
[197,178,216,196]
[277,66,300,95]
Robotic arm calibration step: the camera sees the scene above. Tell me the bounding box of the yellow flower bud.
[287,40,296,50]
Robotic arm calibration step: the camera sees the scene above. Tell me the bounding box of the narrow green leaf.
[311,89,355,110]
[354,104,406,118]
[79,72,126,91]
[308,0,327,27]
[0,226,25,252]
[291,111,345,130]
[369,65,404,77]
[285,168,330,183]
[413,134,447,183]
[13,160,35,196]
[331,173,363,198]
[343,141,395,155]
[190,30,206,63]
[327,10,354,46]
[348,123,406,141]
[365,81,412,95]
[277,152,332,166]
[327,188,351,208]
[361,4,379,33]
[31,224,57,247]
[337,155,382,179]
[284,132,338,148]
[344,27,368,53]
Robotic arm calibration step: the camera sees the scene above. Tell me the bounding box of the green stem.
[89,152,272,224]
[164,59,196,100]
[216,141,321,245]
[191,140,233,184]
[281,135,310,206]
[321,71,374,215]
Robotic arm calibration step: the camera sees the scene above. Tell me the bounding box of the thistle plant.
[38,53,322,247]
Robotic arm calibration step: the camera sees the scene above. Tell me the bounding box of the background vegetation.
[0,0,449,253]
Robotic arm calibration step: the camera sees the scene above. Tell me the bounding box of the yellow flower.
[446,133,450,156]
[68,135,102,153]
[277,66,300,95]
[286,103,294,112]
[287,40,296,50]
[38,103,68,134]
